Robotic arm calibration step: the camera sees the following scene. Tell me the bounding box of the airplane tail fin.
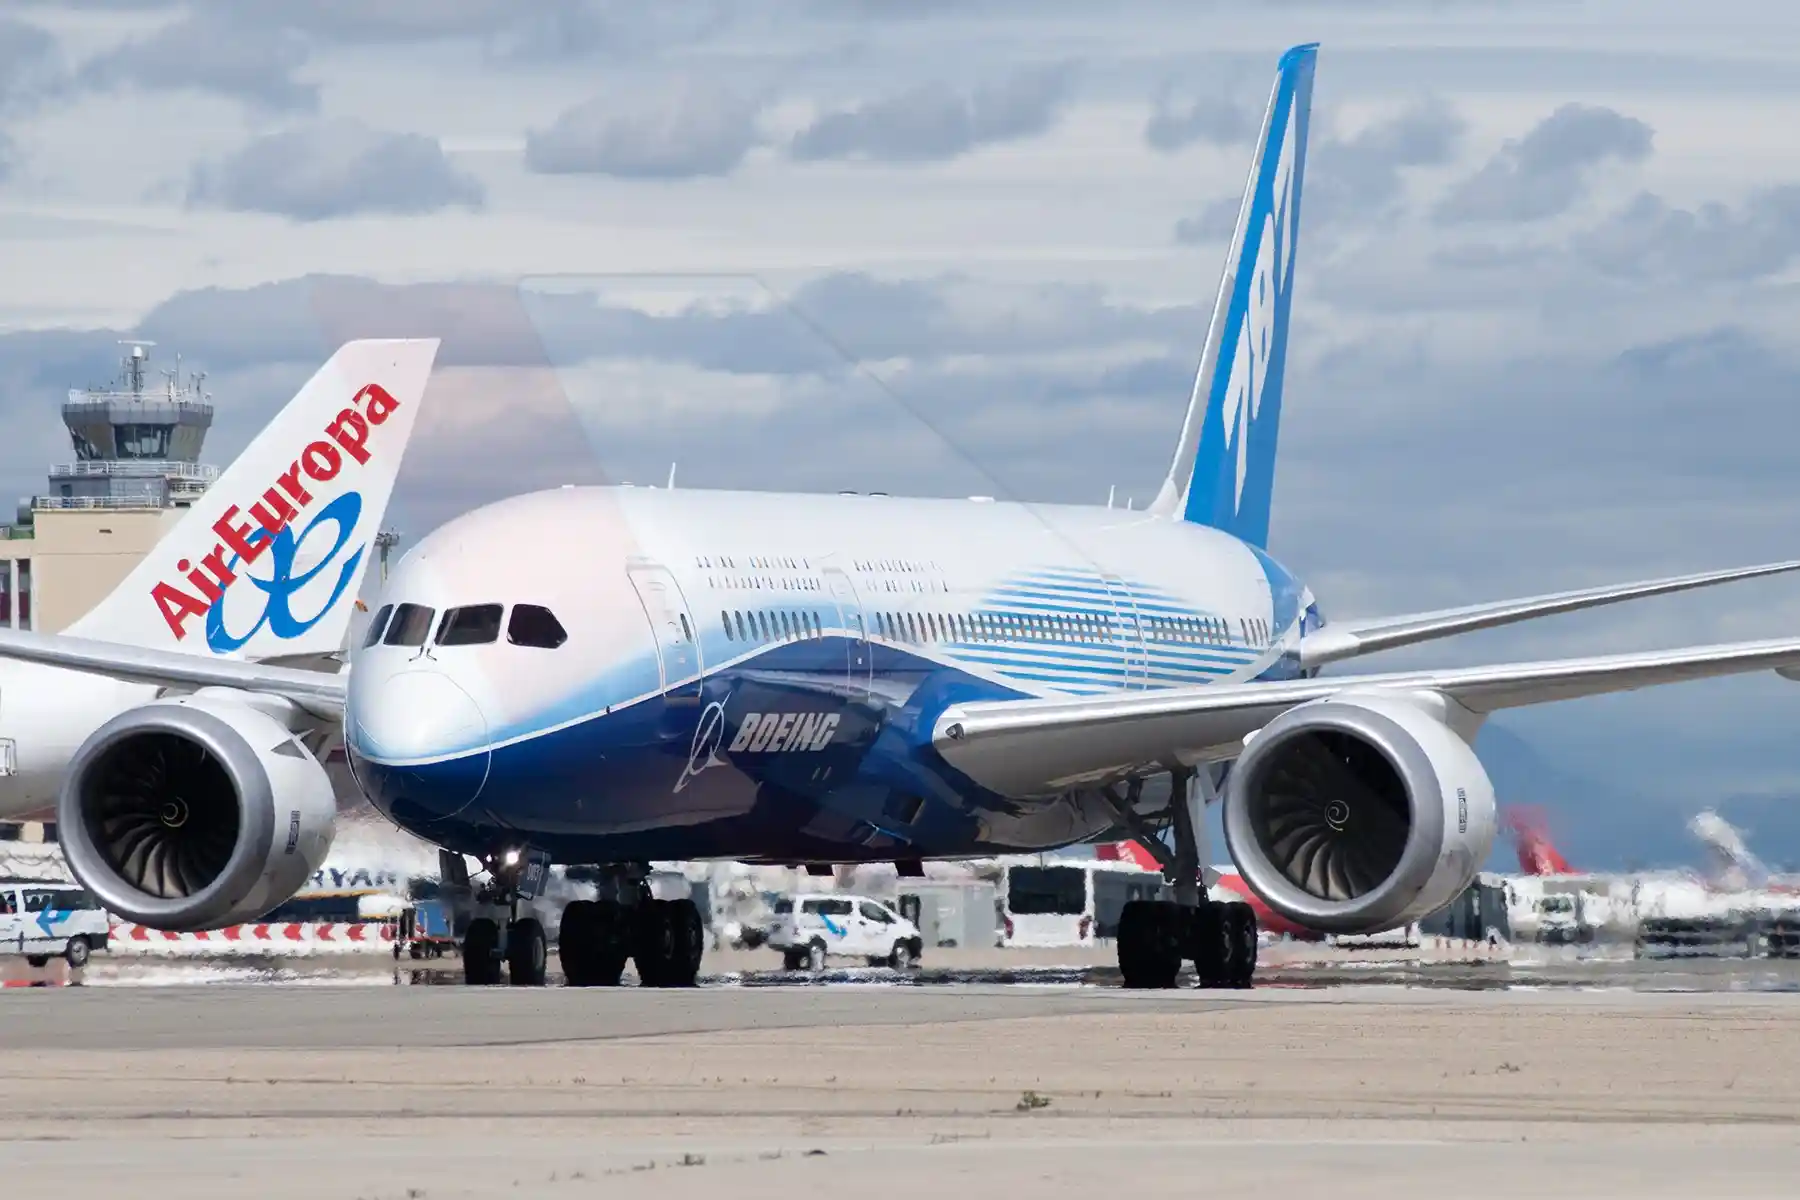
[66,339,440,657]
[1147,42,1317,548]
[1501,807,1575,876]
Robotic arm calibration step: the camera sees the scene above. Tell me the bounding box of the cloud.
[790,64,1074,164]
[1144,88,1256,152]
[1305,100,1465,225]
[77,11,317,111]
[1574,187,1800,283]
[186,120,484,220]
[1174,196,1241,245]
[0,17,61,107]
[1174,100,1463,242]
[525,84,763,178]
[1435,103,1653,224]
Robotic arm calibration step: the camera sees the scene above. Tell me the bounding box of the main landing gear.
[1103,767,1258,990]
[560,892,703,988]
[454,856,704,988]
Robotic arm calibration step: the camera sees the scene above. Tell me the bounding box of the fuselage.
[345,484,1321,865]
[0,665,149,819]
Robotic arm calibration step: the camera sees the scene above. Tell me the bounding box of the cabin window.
[384,603,436,647]
[508,604,568,650]
[722,610,735,641]
[362,604,394,648]
[437,604,504,646]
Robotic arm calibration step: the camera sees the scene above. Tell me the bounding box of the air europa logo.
[151,382,402,642]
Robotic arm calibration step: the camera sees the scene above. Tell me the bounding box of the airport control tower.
[1,342,220,639]
[42,341,217,511]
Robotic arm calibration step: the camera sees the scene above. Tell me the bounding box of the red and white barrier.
[107,920,396,956]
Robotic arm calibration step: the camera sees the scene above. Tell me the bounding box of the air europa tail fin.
[1148,43,1317,548]
[66,339,440,658]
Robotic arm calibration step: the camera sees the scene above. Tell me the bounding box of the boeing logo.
[674,701,845,794]
[729,711,841,754]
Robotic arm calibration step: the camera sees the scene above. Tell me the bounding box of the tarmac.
[5,958,1800,1198]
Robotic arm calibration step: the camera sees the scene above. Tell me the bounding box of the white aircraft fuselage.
[346,485,1319,864]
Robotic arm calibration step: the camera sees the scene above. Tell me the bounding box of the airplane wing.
[0,628,346,720]
[1299,559,1800,669]
[934,635,1800,796]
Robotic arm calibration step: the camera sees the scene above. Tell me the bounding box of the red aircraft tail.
[1501,806,1574,875]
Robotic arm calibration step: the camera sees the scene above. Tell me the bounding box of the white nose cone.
[353,668,487,763]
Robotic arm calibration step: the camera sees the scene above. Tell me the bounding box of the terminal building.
[0,343,214,636]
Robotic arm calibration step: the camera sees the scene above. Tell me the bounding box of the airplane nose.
[348,668,491,824]
[352,668,488,763]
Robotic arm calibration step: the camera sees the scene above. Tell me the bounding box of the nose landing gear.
[1103,767,1259,990]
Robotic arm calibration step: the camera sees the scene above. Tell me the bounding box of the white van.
[768,893,923,971]
[0,880,111,969]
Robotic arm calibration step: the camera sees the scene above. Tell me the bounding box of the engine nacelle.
[57,695,336,931]
[1221,693,1496,934]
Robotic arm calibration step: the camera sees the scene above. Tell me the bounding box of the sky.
[2,1,1800,865]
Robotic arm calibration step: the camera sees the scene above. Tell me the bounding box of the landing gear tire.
[1190,902,1230,988]
[1117,899,1183,989]
[64,938,90,970]
[1222,901,1258,988]
[507,917,548,987]
[632,898,703,988]
[462,917,502,986]
[561,899,630,987]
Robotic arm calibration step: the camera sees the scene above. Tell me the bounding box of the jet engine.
[1220,693,1496,934]
[57,695,336,931]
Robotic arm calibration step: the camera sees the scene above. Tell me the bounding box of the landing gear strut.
[1104,767,1258,990]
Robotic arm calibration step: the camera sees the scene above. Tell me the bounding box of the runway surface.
[6,967,1800,1198]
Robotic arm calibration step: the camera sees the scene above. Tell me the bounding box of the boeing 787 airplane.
[7,44,1800,990]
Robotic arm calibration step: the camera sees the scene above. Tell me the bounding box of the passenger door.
[626,560,704,701]
[821,566,871,697]
[1101,575,1149,690]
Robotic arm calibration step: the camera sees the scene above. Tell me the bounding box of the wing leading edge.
[934,635,1800,797]
[1299,559,1800,669]
[0,628,346,720]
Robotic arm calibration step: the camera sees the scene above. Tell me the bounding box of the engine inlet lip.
[1222,700,1446,933]
[57,702,276,932]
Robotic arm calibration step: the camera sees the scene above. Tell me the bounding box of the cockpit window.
[437,604,504,646]
[362,604,394,648]
[384,603,436,647]
[508,604,567,649]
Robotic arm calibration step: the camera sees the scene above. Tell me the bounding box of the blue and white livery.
[11,47,1800,989]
